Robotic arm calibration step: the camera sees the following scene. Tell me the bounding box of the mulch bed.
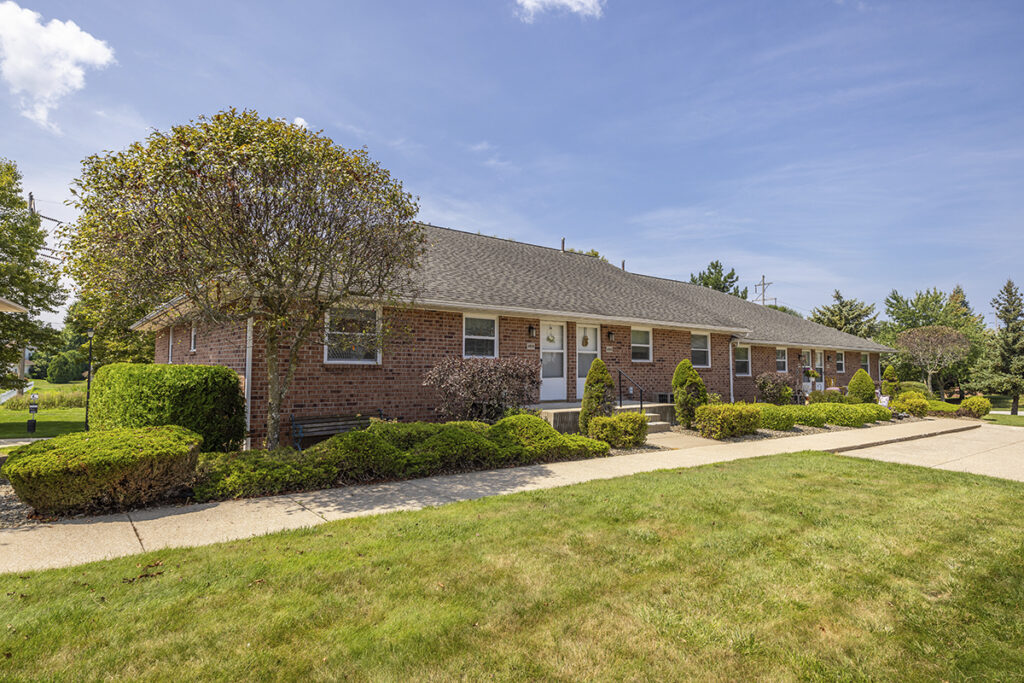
[671,415,928,444]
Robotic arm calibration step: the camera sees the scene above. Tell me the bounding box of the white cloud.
[0,1,114,132]
[516,0,604,22]
[293,116,309,129]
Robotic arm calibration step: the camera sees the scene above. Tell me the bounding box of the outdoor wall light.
[528,325,537,338]
[607,331,615,342]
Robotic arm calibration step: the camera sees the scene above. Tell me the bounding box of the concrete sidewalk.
[0,419,979,574]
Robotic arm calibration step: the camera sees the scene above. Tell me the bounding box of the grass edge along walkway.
[2,451,1024,680]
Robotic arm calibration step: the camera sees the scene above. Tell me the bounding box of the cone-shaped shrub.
[673,359,708,428]
[579,358,615,434]
[847,368,877,404]
[881,364,900,397]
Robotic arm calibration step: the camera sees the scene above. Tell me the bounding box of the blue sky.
[1,0,1022,326]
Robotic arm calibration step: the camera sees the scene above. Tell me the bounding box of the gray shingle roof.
[416,224,892,353]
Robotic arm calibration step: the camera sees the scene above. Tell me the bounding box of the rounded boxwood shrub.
[407,426,508,475]
[673,359,708,428]
[579,358,615,435]
[692,403,760,439]
[587,412,648,448]
[957,396,992,418]
[856,404,893,422]
[1,426,202,515]
[927,400,958,415]
[91,363,246,452]
[896,381,934,400]
[304,430,405,484]
[890,391,929,417]
[846,369,877,404]
[489,414,608,464]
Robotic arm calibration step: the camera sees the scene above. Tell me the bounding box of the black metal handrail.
[617,369,646,413]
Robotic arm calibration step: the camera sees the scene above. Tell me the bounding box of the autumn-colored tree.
[63,110,424,446]
[896,325,971,395]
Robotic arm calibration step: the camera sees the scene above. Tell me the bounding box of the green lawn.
[2,452,1024,680]
[19,378,87,393]
[983,413,1024,427]
[0,407,85,439]
[984,394,1022,411]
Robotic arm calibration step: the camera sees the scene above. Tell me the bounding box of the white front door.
[576,324,600,399]
[815,350,825,392]
[801,349,813,394]
[539,322,567,401]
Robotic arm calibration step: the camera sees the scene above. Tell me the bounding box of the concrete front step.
[647,421,672,433]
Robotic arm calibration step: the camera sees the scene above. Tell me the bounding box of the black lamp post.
[85,328,95,431]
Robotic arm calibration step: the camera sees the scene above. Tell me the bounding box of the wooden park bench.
[290,413,373,450]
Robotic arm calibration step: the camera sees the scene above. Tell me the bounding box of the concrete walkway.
[847,422,1024,482]
[0,419,982,574]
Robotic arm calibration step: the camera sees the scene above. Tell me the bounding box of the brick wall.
[153,308,882,445]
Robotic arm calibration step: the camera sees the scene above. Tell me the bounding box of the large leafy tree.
[63,110,424,447]
[896,325,971,395]
[969,280,1024,415]
[0,158,64,390]
[877,285,986,393]
[809,290,878,338]
[766,304,802,318]
[689,260,747,298]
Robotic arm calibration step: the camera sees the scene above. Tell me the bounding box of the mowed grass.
[984,413,1024,427]
[3,452,1024,680]
[0,407,85,439]
[984,394,1022,411]
[25,379,87,393]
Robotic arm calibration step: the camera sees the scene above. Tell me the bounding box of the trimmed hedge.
[757,404,798,431]
[891,391,929,417]
[808,390,848,404]
[693,403,761,439]
[847,369,877,404]
[587,412,648,448]
[764,403,893,429]
[957,396,992,418]
[1,426,202,514]
[91,363,246,452]
[195,447,338,501]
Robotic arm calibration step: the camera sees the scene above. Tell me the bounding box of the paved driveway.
[847,423,1024,481]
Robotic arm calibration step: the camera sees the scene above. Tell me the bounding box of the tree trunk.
[926,370,933,396]
[264,328,283,449]
[1013,394,1020,417]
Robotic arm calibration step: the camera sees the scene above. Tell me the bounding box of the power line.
[754,274,776,306]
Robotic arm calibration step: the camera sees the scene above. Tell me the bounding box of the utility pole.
[754,275,776,306]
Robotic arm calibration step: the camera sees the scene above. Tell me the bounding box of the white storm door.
[539,322,567,401]
[800,349,813,394]
[576,325,600,399]
[815,350,825,392]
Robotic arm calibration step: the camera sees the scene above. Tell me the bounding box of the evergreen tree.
[689,260,748,299]
[810,290,878,338]
[766,304,802,318]
[972,280,1024,415]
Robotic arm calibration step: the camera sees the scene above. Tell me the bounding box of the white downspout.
[244,317,254,450]
[728,339,735,403]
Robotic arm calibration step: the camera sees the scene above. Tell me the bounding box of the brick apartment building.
[133,224,892,444]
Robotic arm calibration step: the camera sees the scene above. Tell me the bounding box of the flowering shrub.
[423,357,541,422]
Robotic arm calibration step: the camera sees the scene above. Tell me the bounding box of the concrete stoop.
[645,412,672,433]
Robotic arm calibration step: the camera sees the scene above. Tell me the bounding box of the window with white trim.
[775,348,788,372]
[734,346,751,376]
[463,315,497,358]
[800,349,811,373]
[630,328,652,362]
[691,333,710,367]
[860,352,870,372]
[325,308,379,364]
[835,351,845,373]
[189,324,197,353]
